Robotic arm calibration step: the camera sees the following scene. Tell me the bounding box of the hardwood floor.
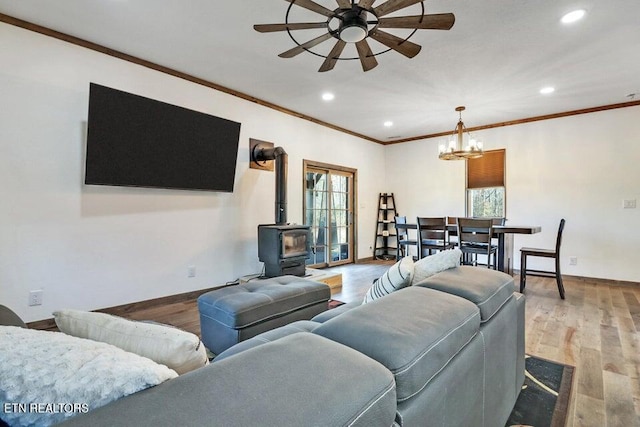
[523,275,640,427]
[116,260,640,427]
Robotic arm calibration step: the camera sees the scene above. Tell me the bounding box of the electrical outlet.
[623,199,637,209]
[187,266,196,278]
[569,257,578,266]
[29,290,43,306]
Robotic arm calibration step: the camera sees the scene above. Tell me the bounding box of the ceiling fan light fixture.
[339,25,368,42]
[339,11,368,43]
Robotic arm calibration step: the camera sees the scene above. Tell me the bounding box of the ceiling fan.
[254,0,455,72]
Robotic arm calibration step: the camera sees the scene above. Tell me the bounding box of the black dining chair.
[481,217,506,226]
[446,216,459,246]
[416,217,454,259]
[395,216,417,260]
[482,217,506,251]
[519,219,566,299]
[457,218,498,269]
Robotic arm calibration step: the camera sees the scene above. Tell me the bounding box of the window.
[466,149,505,217]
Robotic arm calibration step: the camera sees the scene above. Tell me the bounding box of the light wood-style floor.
[130,260,640,427]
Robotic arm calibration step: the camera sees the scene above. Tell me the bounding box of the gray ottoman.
[198,276,330,354]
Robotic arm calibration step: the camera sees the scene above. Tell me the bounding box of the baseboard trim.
[515,270,640,287]
[356,256,397,264]
[26,285,225,331]
[562,274,640,287]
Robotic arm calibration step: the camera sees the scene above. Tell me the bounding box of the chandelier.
[438,106,484,160]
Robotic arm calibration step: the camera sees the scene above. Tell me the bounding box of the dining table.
[395,223,541,275]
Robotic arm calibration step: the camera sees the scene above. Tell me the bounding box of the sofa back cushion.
[314,286,480,401]
[60,333,397,427]
[414,266,515,322]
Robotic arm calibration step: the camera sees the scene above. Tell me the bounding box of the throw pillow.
[53,309,208,375]
[0,326,177,427]
[363,256,414,304]
[410,248,462,285]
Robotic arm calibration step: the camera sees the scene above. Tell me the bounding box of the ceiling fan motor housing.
[339,9,369,43]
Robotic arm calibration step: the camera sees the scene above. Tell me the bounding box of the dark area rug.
[507,355,574,427]
[328,299,346,309]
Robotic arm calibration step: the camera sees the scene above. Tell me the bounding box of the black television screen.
[85,83,241,192]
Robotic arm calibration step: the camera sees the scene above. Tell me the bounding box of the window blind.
[467,149,505,189]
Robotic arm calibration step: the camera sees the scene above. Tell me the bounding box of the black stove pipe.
[252,145,288,225]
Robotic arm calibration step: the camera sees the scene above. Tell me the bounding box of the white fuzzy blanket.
[0,326,177,427]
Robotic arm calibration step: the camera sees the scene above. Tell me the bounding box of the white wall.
[3,21,636,323]
[385,106,640,282]
[0,23,386,322]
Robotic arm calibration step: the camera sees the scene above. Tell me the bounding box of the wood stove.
[252,143,310,277]
[258,224,310,277]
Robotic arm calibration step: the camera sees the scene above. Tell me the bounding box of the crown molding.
[2,13,639,147]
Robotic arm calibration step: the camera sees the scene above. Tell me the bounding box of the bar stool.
[519,219,566,299]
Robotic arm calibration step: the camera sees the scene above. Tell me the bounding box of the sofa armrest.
[0,305,27,328]
[514,292,526,392]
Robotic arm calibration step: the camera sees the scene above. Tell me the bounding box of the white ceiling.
[1,0,639,143]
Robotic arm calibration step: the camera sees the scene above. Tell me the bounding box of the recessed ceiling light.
[383,121,393,127]
[540,86,555,95]
[321,92,335,101]
[561,9,586,24]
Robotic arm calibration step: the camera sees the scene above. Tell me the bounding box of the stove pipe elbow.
[252,146,288,225]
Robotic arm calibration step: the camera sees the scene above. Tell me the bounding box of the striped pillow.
[363,256,414,304]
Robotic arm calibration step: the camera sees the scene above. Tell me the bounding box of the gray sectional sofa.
[1,266,524,427]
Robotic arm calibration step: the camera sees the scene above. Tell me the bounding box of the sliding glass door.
[303,161,357,267]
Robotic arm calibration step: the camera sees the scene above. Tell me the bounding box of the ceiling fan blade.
[358,0,377,9]
[374,0,423,18]
[319,40,347,72]
[369,29,421,58]
[355,39,378,71]
[254,22,328,33]
[278,32,334,58]
[336,0,352,8]
[377,13,455,30]
[284,0,335,18]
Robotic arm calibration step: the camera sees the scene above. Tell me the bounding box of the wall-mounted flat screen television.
[85,83,241,192]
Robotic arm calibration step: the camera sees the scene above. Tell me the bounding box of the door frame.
[303,159,358,268]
